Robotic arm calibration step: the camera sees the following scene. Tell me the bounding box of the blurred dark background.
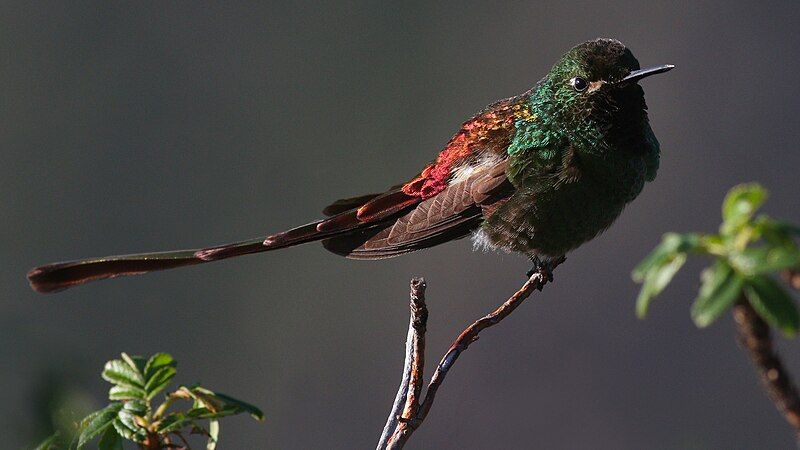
[3,1,799,448]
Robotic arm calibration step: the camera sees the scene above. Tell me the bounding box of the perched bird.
[28,38,673,293]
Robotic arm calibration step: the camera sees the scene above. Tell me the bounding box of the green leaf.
[632,244,670,283]
[186,386,265,421]
[77,403,123,449]
[699,234,727,256]
[97,427,123,450]
[108,385,146,401]
[730,246,800,276]
[115,410,143,443]
[144,353,176,381]
[632,233,699,282]
[184,405,243,420]
[721,183,767,231]
[155,412,193,433]
[691,262,745,327]
[762,218,800,236]
[121,353,147,375]
[754,216,800,246]
[636,253,687,318]
[102,359,144,389]
[745,275,800,337]
[111,418,135,441]
[209,392,265,421]
[122,398,148,416]
[145,366,177,400]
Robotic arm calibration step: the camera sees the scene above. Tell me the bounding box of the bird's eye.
[570,77,588,92]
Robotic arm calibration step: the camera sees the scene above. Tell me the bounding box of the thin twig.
[379,257,564,449]
[733,301,800,442]
[377,278,427,450]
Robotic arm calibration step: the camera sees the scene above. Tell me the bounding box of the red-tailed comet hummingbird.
[28,38,673,293]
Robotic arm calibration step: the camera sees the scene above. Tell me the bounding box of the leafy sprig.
[634,183,800,335]
[35,352,263,450]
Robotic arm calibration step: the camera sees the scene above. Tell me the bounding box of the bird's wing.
[322,160,512,258]
[321,92,527,211]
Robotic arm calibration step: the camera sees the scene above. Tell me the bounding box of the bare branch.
[376,278,427,450]
[379,257,564,449]
[734,301,800,442]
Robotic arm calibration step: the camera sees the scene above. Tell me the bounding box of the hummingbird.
[28,38,673,293]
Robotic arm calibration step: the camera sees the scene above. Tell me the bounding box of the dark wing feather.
[322,193,383,216]
[321,183,407,216]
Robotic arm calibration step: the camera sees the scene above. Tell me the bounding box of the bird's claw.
[526,255,560,285]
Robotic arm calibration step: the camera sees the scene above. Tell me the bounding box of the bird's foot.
[526,255,565,288]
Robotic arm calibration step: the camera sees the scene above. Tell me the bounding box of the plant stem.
[733,301,800,442]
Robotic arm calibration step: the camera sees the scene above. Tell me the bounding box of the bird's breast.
[482,156,647,257]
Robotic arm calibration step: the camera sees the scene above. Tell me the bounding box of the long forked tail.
[27,220,337,294]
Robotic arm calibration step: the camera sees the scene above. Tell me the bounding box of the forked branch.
[377,258,564,449]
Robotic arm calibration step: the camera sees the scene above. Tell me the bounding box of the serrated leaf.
[123,399,149,415]
[745,275,800,337]
[111,417,135,441]
[102,359,144,389]
[108,385,146,401]
[636,253,687,318]
[691,262,745,327]
[97,427,123,450]
[77,403,123,449]
[722,183,767,230]
[730,246,800,276]
[121,353,147,375]
[145,366,177,400]
[144,353,176,381]
[115,409,145,443]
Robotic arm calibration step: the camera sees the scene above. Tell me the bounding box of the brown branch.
[733,301,800,442]
[376,278,427,450]
[378,257,564,449]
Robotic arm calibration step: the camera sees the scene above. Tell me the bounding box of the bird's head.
[535,38,673,150]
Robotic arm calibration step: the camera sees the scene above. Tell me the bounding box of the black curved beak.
[617,64,675,84]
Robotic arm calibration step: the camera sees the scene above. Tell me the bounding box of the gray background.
[3,1,799,449]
